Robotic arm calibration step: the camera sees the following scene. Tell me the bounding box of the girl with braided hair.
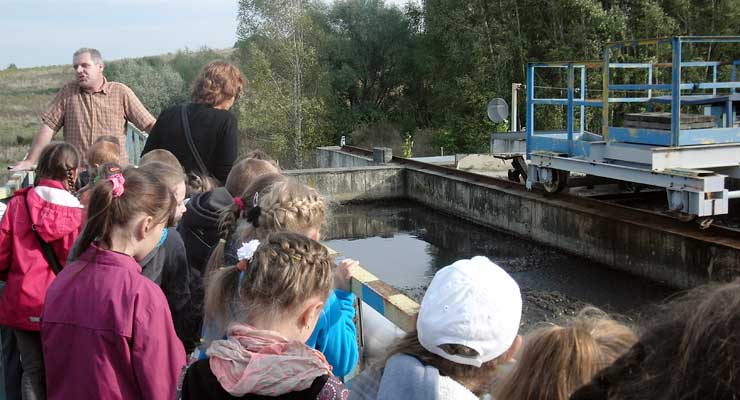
[182,232,349,399]
[0,142,84,399]
[201,177,360,378]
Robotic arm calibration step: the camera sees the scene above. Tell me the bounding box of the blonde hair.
[204,176,325,333]
[495,308,637,400]
[139,149,184,172]
[224,158,279,197]
[191,60,245,107]
[137,161,186,191]
[86,139,120,167]
[238,232,333,321]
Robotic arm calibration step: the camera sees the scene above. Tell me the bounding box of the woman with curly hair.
[142,60,245,185]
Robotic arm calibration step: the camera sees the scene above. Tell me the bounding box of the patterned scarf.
[207,323,332,396]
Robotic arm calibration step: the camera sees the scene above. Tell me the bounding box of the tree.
[236,0,329,168]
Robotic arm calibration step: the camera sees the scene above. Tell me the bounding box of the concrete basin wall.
[293,154,740,288]
[288,166,406,203]
[403,167,739,289]
[316,146,375,168]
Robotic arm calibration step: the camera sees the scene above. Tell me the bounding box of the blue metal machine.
[526,36,740,218]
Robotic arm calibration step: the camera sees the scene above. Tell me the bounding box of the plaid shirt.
[40,78,155,164]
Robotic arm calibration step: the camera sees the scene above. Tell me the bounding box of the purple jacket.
[41,245,186,400]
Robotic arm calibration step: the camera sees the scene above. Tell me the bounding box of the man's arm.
[10,125,55,171]
[121,85,156,133]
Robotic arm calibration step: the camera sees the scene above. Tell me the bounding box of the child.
[139,148,184,172]
[494,308,636,400]
[179,157,279,275]
[77,162,122,208]
[203,178,360,378]
[41,167,186,400]
[571,281,740,400]
[350,256,523,400]
[0,142,84,399]
[137,161,199,352]
[181,232,349,399]
[78,136,121,188]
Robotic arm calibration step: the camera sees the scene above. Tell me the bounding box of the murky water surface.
[324,200,675,329]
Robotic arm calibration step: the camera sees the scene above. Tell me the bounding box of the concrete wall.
[287,166,406,203]
[404,167,739,289]
[289,161,740,289]
[316,146,375,168]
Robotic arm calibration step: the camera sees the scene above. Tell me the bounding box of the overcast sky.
[0,0,411,68]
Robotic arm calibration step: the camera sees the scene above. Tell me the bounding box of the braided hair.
[35,143,81,194]
[204,176,328,335]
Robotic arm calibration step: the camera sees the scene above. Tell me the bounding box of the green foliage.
[169,47,226,88]
[106,59,186,117]
[402,133,413,158]
[6,63,17,70]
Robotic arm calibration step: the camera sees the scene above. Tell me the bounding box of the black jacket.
[142,103,238,183]
[181,358,330,400]
[177,187,233,275]
[140,228,203,354]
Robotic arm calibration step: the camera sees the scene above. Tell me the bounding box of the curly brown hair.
[190,60,245,107]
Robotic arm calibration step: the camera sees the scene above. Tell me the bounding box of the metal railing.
[125,123,148,166]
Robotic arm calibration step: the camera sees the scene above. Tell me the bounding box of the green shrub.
[106,59,186,117]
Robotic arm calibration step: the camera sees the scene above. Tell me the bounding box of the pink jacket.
[0,179,83,331]
[42,245,186,400]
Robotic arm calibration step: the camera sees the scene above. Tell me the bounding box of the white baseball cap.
[417,256,522,367]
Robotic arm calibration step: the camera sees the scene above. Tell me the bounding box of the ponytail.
[73,167,176,260]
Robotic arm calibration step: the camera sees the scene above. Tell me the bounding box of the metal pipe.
[729,190,740,199]
[511,83,520,132]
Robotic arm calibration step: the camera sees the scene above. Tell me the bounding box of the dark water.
[324,200,676,329]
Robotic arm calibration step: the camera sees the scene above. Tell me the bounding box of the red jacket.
[0,179,83,331]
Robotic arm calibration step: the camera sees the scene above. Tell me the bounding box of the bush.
[6,63,17,70]
[106,59,186,117]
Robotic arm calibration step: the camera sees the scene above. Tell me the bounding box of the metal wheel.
[542,169,569,194]
[507,169,522,183]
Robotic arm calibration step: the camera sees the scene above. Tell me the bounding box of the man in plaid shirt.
[11,48,155,170]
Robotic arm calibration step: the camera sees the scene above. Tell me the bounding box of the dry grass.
[0,65,70,184]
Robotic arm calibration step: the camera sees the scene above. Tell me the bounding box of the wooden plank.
[625,112,714,124]
[624,120,716,130]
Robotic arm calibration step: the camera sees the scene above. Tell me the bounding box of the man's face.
[73,52,104,90]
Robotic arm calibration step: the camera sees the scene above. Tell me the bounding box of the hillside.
[0,48,234,183]
[0,65,70,173]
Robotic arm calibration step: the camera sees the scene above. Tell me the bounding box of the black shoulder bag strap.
[180,104,210,176]
[23,190,63,275]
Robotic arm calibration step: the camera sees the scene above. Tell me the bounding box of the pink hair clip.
[108,174,125,198]
[233,197,245,210]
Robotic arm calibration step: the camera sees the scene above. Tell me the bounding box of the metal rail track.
[341,146,740,244]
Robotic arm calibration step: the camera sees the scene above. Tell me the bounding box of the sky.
[0,0,410,69]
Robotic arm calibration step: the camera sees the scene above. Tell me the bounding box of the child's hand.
[334,258,358,292]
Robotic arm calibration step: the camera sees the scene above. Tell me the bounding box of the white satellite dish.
[487,98,509,123]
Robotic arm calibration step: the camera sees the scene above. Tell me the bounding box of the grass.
[0,65,70,171]
[0,65,70,183]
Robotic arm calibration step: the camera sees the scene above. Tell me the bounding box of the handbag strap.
[23,190,63,275]
[180,104,209,175]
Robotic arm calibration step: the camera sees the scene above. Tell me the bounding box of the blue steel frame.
[603,36,740,147]
[526,61,653,157]
[527,36,740,159]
